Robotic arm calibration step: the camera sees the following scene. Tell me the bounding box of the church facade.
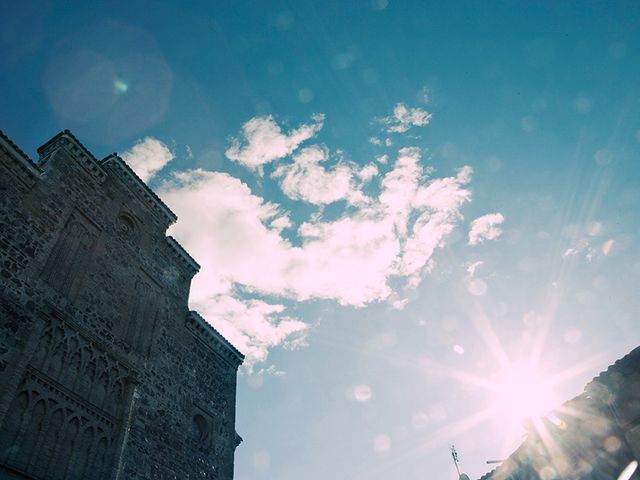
[0,130,244,479]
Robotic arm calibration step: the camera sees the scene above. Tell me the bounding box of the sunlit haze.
[491,364,558,427]
[2,2,640,479]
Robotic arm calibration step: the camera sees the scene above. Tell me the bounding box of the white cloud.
[293,214,400,305]
[270,215,292,232]
[225,113,324,171]
[391,298,409,310]
[196,295,308,371]
[378,147,423,237]
[159,170,307,368]
[396,160,473,286]
[121,137,173,182]
[381,103,432,133]
[272,145,363,205]
[413,166,472,212]
[358,163,379,183]
[468,213,505,245]
[159,169,291,299]
[155,123,475,367]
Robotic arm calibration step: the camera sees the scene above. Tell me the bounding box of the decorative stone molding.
[0,130,41,185]
[44,301,138,375]
[100,153,176,228]
[167,236,200,276]
[186,311,244,369]
[37,130,107,184]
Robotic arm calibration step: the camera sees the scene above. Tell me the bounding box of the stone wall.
[0,130,244,480]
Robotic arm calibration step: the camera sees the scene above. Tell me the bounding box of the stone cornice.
[167,236,200,276]
[0,129,42,180]
[101,153,177,227]
[37,130,107,183]
[186,311,244,369]
[585,345,640,394]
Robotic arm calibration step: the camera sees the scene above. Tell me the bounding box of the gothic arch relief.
[41,210,100,299]
[120,271,163,357]
[0,370,118,480]
[30,317,131,419]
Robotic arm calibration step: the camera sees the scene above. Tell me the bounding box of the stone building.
[477,346,640,480]
[0,129,244,479]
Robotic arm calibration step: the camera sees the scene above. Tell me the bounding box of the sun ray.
[547,351,610,388]
[418,356,496,390]
[352,406,499,480]
[466,301,512,372]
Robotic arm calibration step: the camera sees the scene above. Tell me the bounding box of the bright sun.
[492,365,558,427]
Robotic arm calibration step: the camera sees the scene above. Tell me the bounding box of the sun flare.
[492,365,558,427]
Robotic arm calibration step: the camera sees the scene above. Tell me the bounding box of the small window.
[117,213,136,235]
[192,414,210,442]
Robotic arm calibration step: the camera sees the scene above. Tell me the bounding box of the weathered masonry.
[0,130,244,479]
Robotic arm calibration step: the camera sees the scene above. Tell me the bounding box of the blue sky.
[2,1,640,479]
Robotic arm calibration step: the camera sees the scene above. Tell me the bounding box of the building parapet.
[186,311,244,369]
[37,130,107,183]
[167,236,200,275]
[100,153,177,227]
[585,345,640,394]
[0,130,42,181]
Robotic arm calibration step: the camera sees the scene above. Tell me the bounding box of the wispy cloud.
[196,295,309,367]
[225,113,324,171]
[466,260,484,277]
[381,103,432,133]
[121,137,174,182]
[468,213,505,245]
[398,158,473,287]
[563,238,615,262]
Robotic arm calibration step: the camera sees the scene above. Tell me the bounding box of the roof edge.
[475,345,640,480]
[167,236,200,275]
[186,311,245,368]
[37,129,99,160]
[37,130,107,183]
[101,153,177,225]
[0,130,42,177]
[584,345,640,394]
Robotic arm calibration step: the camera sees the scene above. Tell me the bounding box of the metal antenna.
[451,445,461,477]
